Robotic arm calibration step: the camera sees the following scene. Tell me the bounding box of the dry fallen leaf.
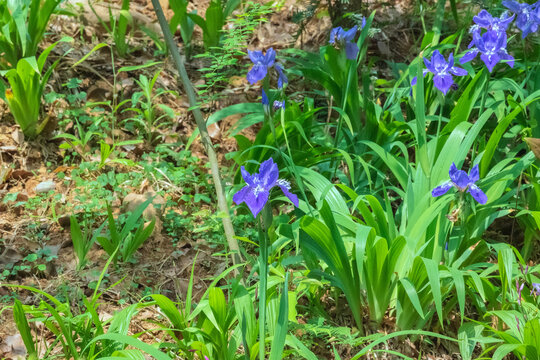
[524,137,540,160]
[0,334,27,359]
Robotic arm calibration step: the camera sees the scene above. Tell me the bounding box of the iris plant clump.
[411,50,468,95]
[461,9,515,72]
[432,163,488,204]
[233,158,299,217]
[503,0,540,38]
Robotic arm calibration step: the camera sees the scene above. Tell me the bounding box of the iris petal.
[453,170,471,190]
[469,164,480,182]
[432,181,453,197]
[450,66,468,76]
[345,42,359,60]
[279,185,299,207]
[247,64,268,84]
[480,53,500,72]
[264,48,276,67]
[241,166,255,187]
[244,189,269,217]
[343,26,358,41]
[433,74,454,95]
[233,185,250,205]
[258,158,279,188]
[468,184,488,204]
[460,49,479,64]
[248,50,264,64]
[449,163,459,179]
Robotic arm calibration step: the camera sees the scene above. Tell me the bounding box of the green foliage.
[188,0,240,50]
[96,198,156,265]
[122,69,176,143]
[196,1,273,102]
[70,215,105,270]
[169,0,196,58]
[3,255,153,360]
[0,38,71,138]
[0,0,63,69]
[90,0,133,57]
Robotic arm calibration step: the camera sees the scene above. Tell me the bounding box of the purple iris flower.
[247,48,276,84]
[503,0,540,38]
[329,26,359,60]
[411,50,468,95]
[273,100,285,110]
[432,163,488,204]
[233,158,299,217]
[275,64,288,89]
[469,9,514,38]
[460,30,514,72]
[532,283,540,296]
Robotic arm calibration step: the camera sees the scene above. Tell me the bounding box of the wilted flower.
[503,0,540,38]
[329,26,359,60]
[432,163,488,204]
[460,30,514,72]
[247,48,276,84]
[411,50,468,95]
[469,9,514,37]
[233,158,299,217]
[531,283,540,296]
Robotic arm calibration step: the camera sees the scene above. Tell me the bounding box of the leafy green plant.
[169,0,196,58]
[122,69,176,143]
[4,254,166,359]
[97,139,141,169]
[96,198,156,265]
[90,0,132,57]
[188,0,241,50]
[0,38,71,138]
[55,120,104,161]
[0,0,63,69]
[70,215,105,270]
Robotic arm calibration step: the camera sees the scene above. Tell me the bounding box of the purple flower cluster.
[503,0,540,38]
[460,9,515,72]
[233,158,299,217]
[411,50,468,95]
[247,48,288,88]
[432,163,487,204]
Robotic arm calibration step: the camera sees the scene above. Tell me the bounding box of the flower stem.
[257,205,272,360]
[331,58,354,181]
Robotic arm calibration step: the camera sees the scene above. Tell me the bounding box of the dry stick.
[150,0,243,267]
